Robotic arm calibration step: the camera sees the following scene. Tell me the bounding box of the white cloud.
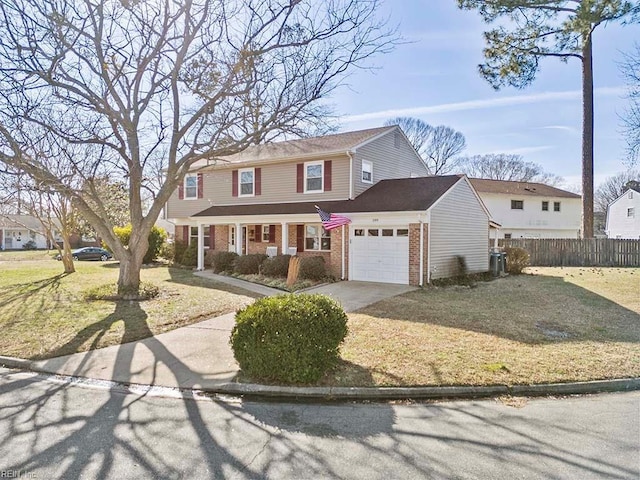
[342,86,626,124]
[474,145,555,156]
[538,125,579,134]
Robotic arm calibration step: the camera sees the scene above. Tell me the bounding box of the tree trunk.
[58,231,75,274]
[581,35,595,238]
[116,235,148,298]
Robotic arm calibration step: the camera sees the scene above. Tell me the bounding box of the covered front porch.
[176,214,348,280]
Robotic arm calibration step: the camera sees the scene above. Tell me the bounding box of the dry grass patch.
[0,258,259,359]
[326,268,640,387]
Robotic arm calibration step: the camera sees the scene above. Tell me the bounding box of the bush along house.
[166,126,493,285]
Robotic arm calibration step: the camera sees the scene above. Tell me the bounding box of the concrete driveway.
[304,281,416,312]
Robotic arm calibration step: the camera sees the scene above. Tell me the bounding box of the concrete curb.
[2,354,639,401]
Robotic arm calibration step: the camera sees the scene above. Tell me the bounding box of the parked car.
[56,247,113,261]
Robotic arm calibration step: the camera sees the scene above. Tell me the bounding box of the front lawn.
[0,256,259,360]
[327,267,640,387]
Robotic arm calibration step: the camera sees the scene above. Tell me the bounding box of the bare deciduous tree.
[595,169,640,213]
[385,117,466,174]
[622,44,640,165]
[458,154,563,185]
[0,0,397,296]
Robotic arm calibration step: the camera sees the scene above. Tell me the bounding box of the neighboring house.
[606,188,640,239]
[469,179,582,239]
[0,215,61,250]
[166,126,492,285]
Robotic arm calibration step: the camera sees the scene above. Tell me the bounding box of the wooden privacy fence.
[498,238,640,267]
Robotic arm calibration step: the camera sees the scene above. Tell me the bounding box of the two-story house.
[166,126,492,285]
[606,187,640,239]
[469,179,582,239]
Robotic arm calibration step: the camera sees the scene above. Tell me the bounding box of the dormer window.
[362,160,373,184]
[305,161,323,193]
[239,168,255,197]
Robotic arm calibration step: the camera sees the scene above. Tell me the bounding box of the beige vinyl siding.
[166,156,351,219]
[430,180,489,279]
[353,130,429,196]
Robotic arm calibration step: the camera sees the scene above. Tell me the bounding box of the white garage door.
[350,227,409,284]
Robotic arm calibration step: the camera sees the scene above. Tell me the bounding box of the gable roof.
[607,187,640,210]
[194,175,463,217]
[469,178,581,199]
[207,126,397,166]
[0,214,50,230]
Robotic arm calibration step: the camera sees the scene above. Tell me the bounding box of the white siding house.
[606,188,640,239]
[469,179,581,239]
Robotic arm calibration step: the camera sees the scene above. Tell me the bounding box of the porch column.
[197,223,205,270]
[281,222,288,255]
[235,222,243,255]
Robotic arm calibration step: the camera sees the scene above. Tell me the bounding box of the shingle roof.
[209,126,396,166]
[194,175,462,217]
[0,214,50,229]
[469,178,581,198]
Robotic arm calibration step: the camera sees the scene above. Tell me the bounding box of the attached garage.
[350,226,409,284]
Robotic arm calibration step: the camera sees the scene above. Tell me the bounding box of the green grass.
[0,256,260,359]
[323,267,640,387]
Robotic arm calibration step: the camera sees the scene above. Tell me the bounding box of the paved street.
[0,368,638,480]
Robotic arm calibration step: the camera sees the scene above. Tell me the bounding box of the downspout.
[419,219,424,286]
[427,219,431,283]
[341,224,345,280]
[347,151,354,199]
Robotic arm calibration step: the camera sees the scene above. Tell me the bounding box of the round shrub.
[107,224,167,263]
[231,294,348,384]
[298,255,327,280]
[261,254,291,278]
[504,247,530,275]
[234,253,268,275]
[212,251,239,273]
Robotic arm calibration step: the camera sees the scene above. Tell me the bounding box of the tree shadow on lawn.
[0,274,68,329]
[31,299,155,360]
[357,274,640,345]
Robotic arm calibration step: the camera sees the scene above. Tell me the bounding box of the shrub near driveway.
[231,294,348,384]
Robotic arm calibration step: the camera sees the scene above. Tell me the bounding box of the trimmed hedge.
[298,255,327,280]
[234,253,267,275]
[212,251,238,273]
[230,294,348,384]
[261,254,291,278]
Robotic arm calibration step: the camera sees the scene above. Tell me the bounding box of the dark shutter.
[296,224,305,252]
[269,224,276,243]
[324,160,332,191]
[255,168,261,196]
[209,226,215,249]
[182,225,190,243]
[232,170,238,197]
[254,225,261,243]
[178,182,184,200]
[197,173,203,199]
[296,163,304,193]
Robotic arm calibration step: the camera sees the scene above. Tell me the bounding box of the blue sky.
[330,1,640,190]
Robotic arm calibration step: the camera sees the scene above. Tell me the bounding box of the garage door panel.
[350,226,409,284]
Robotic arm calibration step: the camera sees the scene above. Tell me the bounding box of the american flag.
[315,205,351,231]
